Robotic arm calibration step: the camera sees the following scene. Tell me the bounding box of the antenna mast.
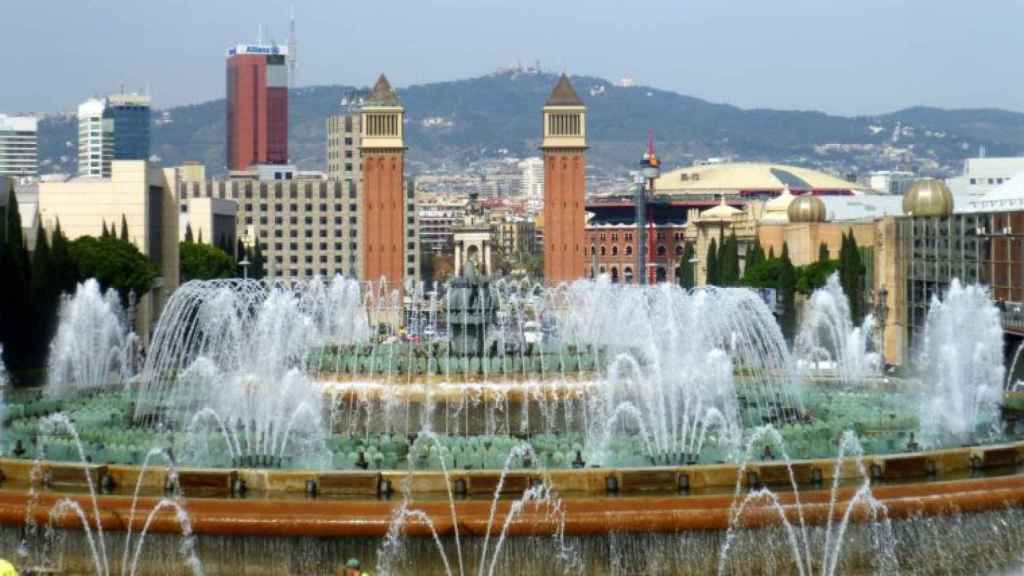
[288,3,297,88]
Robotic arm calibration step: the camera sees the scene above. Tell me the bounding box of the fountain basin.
[3,467,1024,539]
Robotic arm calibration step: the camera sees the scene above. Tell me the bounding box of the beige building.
[179,177,362,280]
[37,161,180,340]
[179,197,238,249]
[326,113,361,185]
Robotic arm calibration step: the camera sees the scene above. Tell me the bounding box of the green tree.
[796,260,841,295]
[50,219,77,295]
[838,229,866,323]
[180,241,235,281]
[69,236,158,301]
[818,242,830,263]
[101,220,110,239]
[184,223,194,244]
[740,257,786,289]
[250,242,266,279]
[747,237,764,272]
[705,238,719,286]
[197,229,203,245]
[120,214,130,242]
[0,189,33,370]
[718,233,740,285]
[679,243,696,289]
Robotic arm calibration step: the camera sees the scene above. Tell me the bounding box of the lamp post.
[636,132,661,284]
[239,258,251,280]
[876,286,889,364]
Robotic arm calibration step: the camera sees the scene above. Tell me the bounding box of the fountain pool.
[0,275,1021,574]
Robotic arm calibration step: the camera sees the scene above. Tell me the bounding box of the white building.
[863,170,916,195]
[946,157,1024,199]
[77,98,112,177]
[0,115,38,178]
[518,157,544,201]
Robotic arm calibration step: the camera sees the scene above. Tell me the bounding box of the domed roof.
[787,194,827,223]
[761,187,797,223]
[699,197,743,222]
[902,179,953,217]
[653,162,869,196]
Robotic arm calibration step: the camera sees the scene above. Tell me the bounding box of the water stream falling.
[794,274,880,386]
[917,280,1004,446]
[46,280,137,398]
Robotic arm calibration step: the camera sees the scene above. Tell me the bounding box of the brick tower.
[542,74,587,285]
[360,74,406,288]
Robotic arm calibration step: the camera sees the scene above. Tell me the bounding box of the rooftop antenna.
[288,3,297,88]
[258,23,264,45]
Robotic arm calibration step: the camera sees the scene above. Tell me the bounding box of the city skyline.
[4,0,1024,116]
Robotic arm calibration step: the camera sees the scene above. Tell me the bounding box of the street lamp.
[636,131,661,285]
[239,258,251,280]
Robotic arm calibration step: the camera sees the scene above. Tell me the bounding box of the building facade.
[104,94,152,161]
[0,115,38,178]
[226,44,289,171]
[37,161,180,340]
[541,74,587,284]
[78,99,113,177]
[326,113,361,185]
[179,177,362,280]
[77,94,151,178]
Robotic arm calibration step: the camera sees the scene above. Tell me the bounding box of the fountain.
[917,280,1005,446]
[45,279,138,399]
[1,273,1023,574]
[794,273,881,386]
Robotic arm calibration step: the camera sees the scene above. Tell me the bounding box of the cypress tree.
[30,223,55,366]
[818,242,830,263]
[101,220,110,239]
[251,242,266,279]
[236,238,246,262]
[680,244,695,289]
[50,219,76,295]
[1,190,32,369]
[747,237,763,272]
[705,238,719,286]
[197,228,203,245]
[120,214,130,242]
[768,246,776,260]
[184,223,194,244]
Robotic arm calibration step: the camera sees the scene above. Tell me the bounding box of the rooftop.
[546,74,583,107]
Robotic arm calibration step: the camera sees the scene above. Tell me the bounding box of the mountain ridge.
[34,71,1024,181]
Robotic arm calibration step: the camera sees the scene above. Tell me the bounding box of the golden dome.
[902,179,953,217]
[787,194,827,223]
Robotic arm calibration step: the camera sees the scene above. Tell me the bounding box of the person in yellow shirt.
[0,559,18,576]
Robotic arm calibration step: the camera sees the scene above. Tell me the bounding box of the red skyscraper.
[226,44,288,171]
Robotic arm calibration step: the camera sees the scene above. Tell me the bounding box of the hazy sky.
[5,0,1022,116]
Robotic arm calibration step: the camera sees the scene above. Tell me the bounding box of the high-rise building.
[77,94,152,178]
[226,44,289,171]
[179,175,361,280]
[359,74,411,287]
[0,115,38,178]
[326,113,361,185]
[541,74,587,284]
[105,93,151,161]
[78,98,113,177]
[519,157,544,201]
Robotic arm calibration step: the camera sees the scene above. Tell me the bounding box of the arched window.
[600,246,606,256]
[611,267,620,283]
[612,245,619,256]
[656,267,667,282]
[625,245,633,256]
[675,245,684,256]
[624,267,634,283]
[590,245,597,255]
[657,245,667,256]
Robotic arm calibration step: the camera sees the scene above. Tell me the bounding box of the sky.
[5,0,1023,116]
